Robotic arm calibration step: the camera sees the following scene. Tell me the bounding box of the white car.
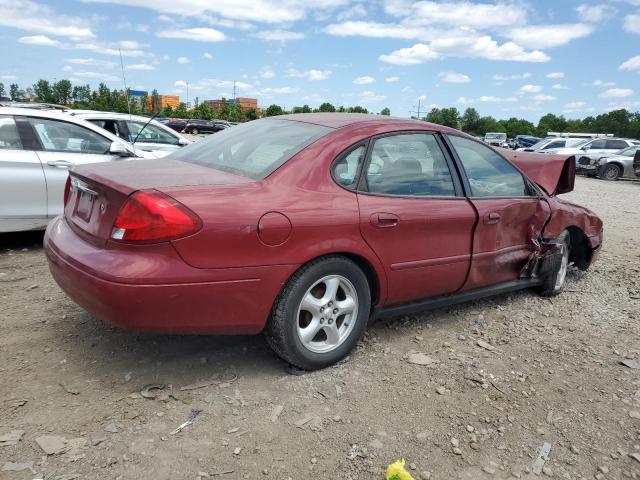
[516,137,587,153]
[551,137,640,158]
[0,107,160,233]
[68,111,190,157]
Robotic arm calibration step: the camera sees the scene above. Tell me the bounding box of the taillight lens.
[111,190,202,242]
[63,176,72,207]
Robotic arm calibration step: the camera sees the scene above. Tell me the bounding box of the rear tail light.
[63,176,72,207]
[111,190,202,242]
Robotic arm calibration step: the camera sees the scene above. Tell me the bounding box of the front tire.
[537,230,570,297]
[191,128,199,135]
[265,256,371,370]
[600,164,621,181]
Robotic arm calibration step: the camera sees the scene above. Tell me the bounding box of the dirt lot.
[1,176,639,480]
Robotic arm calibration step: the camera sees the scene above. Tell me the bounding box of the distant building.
[204,97,257,112]
[147,94,180,111]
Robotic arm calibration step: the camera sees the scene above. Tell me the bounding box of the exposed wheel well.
[600,162,622,175]
[566,226,590,270]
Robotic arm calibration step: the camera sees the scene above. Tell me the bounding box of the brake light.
[63,176,72,207]
[111,190,202,242]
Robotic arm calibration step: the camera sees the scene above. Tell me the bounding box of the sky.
[1,0,639,121]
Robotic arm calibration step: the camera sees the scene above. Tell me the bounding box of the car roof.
[70,111,152,121]
[276,112,453,132]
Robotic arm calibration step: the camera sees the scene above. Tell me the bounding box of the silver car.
[0,107,159,233]
[552,137,640,159]
[577,145,640,180]
[516,137,587,153]
[68,111,190,157]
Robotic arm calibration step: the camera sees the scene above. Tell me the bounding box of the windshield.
[169,119,331,179]
[529,138,553,150]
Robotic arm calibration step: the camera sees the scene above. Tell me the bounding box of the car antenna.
[132,112,160,147]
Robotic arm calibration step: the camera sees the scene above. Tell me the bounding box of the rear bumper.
[44,216,297,334]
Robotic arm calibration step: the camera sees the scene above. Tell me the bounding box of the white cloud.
[546,72,564,79]
[70,71,120,81]
[505,24,593,49]
[65,58,117,68]
[385,76,399,82]
[605,100,640,111]
[203,52,213,59]
[0,74,16,80]
[600,88,634,98]
[564,101,586,109]
[18,35,60,46]
[624,12,640,33]
[286,68,332,80]
[260,86,299,95]
[260,67,275,79]
[77,0,349,24]
[591,79,616,87]
[174,78,253,94]
[118,40,148,50]
[254,30,305,41]
[126,63,155,70]
[519,84,543,94]
[379,35,549,65]
[177,56,190,64]
[384,0,528,29]
[157,27,226,42]
[532,94,556,101]
[336,4,367,21]
[353,75,375,85]
[576,4,616,23]
[0,0,94,39]
[324,21,428,39]
[357,90,386,103]
[302,93,326,103]
[493,73,532,81]
[438,72,470,83]
[620,55,640,71]
[457,96,518,104]
[552,84,568,90]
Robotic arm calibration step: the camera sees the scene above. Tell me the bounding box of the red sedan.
[45,114,603,370]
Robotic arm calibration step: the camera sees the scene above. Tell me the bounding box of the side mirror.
[178,138,190,146]
[109,141,133,157]
[580,146,588,151]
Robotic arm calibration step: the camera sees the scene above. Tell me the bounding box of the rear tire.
[600,164,621,181]
[191,128,199,135]
[264,256,371,370]
[537,230,570,297]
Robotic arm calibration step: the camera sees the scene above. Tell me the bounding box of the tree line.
[1,79,639,139]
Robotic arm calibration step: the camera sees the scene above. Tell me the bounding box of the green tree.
[265,104,285,116]
[476,116,503,136]
[227,104,244,122]
[380,107,391,116]
[318,102,336,112]
[33,79,55,103]
[244,108,258,121]
[349,106,368,113]
[0,82,5,98]
[52,79,72,104]
[461,107,481,135]
[500,117,535,138]
[72,84,92,105]
[9,83,24,101]
[537,113,567,136]
[302,104,312,113]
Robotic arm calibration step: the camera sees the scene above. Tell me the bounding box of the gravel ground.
[1,176,639,480]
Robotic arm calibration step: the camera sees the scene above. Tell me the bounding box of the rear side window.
[606,139,628,150]
[88,119,126,140]
[126,121,179,145]
[333,144,366,190]
[543,140,565,149]
[28,118,112,154]
[364,133,456,197]
[448,135,528,197]
[170,119,331,179]
[0,116,23,150]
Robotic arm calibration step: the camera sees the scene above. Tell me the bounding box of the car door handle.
[485,212,501,224]
[370,213,399,228]
[47,160,73,168]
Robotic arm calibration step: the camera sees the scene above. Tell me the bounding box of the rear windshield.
[169,119,331,179]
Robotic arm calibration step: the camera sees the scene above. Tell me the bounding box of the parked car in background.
[45,113,602,370]
[513,135,540,150]
[552,137,640,159]
[517,137,587,153]
[577,145,640,180]
[165,119,188,132]
[69,111,190,157]
[634,150,640,178]
[484,132,507,147]
[0,107,158,233]
[184,119,229,135]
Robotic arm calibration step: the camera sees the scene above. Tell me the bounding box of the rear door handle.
[370,212,399,228]
[47,160,74,168]
[485,212,501,224]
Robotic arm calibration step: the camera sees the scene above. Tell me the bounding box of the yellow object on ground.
[386,459,415,480]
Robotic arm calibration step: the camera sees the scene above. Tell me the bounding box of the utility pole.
[233,81,236,102]
[186,81,190,108]
[410,98,423,119]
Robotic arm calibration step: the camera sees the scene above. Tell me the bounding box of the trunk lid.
[65,158,253,246]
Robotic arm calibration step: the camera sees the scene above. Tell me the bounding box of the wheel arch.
[565,226,590,270]
[599,161,623,178]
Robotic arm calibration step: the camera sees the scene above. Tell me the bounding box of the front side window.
[88,119,125,139]
[333,145,366,190]
[170,118,330,179]
[448,135,528,197]
[29,118,112,154]
[364,133,456,197]
[587,139,606,149]
[126,121,179,145]
[0,116,23,150]
[543,140,565,149]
